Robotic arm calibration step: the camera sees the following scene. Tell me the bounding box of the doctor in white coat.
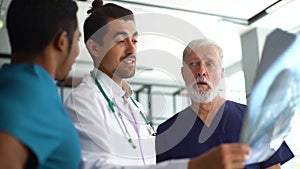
[64,0,251,169]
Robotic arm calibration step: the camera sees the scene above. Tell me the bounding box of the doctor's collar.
[91,68,133,100]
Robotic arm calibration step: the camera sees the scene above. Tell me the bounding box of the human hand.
[188,143,250,169]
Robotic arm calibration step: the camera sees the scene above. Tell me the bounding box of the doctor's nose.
[125,38,137,54]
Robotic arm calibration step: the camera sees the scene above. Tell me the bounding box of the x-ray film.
[239,29,300,164]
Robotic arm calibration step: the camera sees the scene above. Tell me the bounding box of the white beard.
[186,77,219,103]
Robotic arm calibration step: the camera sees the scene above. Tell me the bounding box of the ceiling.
[1,0,300,87]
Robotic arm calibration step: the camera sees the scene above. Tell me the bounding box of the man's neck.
[191,96,226,127]
[99,66,122,86]
[11,51,56,79]
[97,67,132,100]
[112,76,123,86]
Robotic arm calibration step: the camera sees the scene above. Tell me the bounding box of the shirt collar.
[92,68,133,100]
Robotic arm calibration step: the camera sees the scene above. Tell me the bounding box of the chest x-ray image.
[240,28,300,164]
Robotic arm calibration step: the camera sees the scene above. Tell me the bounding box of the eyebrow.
[112,31,138,38]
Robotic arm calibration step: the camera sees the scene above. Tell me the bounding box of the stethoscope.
[90,72,156,149]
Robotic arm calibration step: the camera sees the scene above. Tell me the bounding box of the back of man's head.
[7,0,78,54]
[83,0,135,45]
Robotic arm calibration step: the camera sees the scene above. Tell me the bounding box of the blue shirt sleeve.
[260,141,294,168]
[0,64,63,165]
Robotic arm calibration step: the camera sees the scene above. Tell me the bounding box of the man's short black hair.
[7,0,78,53]
[84,0,134,45]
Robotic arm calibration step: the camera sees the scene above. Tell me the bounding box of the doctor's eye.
[132,39,138,44]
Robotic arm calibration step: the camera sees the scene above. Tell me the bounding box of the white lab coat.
[65,69,189,169]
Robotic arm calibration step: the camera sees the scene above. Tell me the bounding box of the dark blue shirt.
[156,100,294,169]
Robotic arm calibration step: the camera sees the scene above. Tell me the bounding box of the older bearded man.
[155,38,294,169]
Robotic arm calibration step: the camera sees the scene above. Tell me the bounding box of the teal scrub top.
[0,64,80,169]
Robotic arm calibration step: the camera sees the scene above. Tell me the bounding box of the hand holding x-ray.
[239,28,300,164]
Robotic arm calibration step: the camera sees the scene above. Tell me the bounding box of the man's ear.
[181,66,185,79]
[86,39,101,57]
[54,31,68,52]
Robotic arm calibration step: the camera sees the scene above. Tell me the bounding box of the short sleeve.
[0,65,63,165]
[260,141,294,168]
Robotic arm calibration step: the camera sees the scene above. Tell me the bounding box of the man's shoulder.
[225,100,247,110]
[224,100,247,118]
[0,64,58,103]
[70,74,96,92]
[0,64,53,85]
[64,74,98,103]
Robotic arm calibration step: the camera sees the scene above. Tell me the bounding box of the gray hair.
[183,38,223,61]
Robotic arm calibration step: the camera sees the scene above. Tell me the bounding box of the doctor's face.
[98,19,138,80]
[181,45,224,103]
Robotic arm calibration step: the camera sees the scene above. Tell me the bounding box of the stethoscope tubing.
[90,71,156,149]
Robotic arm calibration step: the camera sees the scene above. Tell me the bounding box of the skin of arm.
[266,164,281,169]
[0,131,28,169]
